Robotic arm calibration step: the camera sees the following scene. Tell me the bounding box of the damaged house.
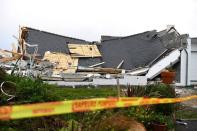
[0,26,196,86]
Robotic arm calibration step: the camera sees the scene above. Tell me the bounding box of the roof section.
[101,30,157,42]
[101,35,123,42]
[24,27,89,57]
[100,31,166,70]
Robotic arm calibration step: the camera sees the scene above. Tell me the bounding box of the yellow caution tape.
[0,95,197,120]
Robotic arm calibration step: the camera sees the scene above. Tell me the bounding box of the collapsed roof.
[20,26,181,70]
[100,31,166,69]
[24,27,90,57]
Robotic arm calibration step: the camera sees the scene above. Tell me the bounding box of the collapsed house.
[0,25,196,86]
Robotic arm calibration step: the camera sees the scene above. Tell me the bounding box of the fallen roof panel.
[68,44,101,57]
[146,49,180,79]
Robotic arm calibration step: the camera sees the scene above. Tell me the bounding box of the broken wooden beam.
[89,62,105,68]
[0,56,21,63]
[68,44,102,57]
[78,66,122,74]
[0,49,41,62]
[116,60,124,69]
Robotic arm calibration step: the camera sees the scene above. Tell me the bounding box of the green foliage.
[149,113,175,129]
[126,106,153,127]
[145,83,176,98]
[0,73,118,130]
[0,67,6,82]
[145,83,176,115]
[175,106,197,119]
[150,113,166,124]
[0,73,177,130]
[3,75,63,104]
[55,87,117,100]
[126,106,175,130]
[125,84,176,130]
[2,74,117,105]
[59,119,80,131]
[125,85,147,97]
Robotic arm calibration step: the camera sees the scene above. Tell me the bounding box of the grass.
[175,106,197,119]
[55,87,118,100]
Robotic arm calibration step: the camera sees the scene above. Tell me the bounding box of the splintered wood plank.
[68,44,101,57]
[0,56,21,63]
[43,52,78,73]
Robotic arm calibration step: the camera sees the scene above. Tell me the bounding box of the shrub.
[0,67,6,82]
[2,75,63,104]
[145,83,176,115]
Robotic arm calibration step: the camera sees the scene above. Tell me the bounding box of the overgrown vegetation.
[0,68,186,130]
[1,74,117,105]
[0,70,118,130]
[175,106,197,119]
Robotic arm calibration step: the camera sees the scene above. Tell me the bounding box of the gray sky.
[1,0,197,50]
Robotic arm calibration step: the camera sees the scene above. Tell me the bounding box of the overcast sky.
[1,0,197,50]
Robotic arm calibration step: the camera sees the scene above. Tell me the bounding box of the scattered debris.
[68,44,101,57]
[89,62,105,68]
[116,60,124,69]
[43,51,78,74]
[0,25,193,86]
[0,81,16,101]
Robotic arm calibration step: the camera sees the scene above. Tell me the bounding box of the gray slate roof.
[99,31,166,70]
[101,35,123,42]
[24,27,167,70]
[25,27,89,57]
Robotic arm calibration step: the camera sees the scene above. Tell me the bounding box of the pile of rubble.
[0,26,188,86]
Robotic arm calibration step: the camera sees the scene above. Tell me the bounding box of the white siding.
[190,52,197,84]
[176,50,187,86]
[191,44,197,51]
[176,38,191,86]
[93,76,147,86]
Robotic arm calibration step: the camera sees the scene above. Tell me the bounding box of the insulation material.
[68,44,101,57]
[43,51,78,73]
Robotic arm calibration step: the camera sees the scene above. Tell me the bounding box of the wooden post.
[117,78,120,98]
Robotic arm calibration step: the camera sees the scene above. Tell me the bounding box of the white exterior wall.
[176,38,191,86]
[93,75,147,86]
[190,53,197,84]
[176,49,188,86]
[119,75,147,85]
[190,39,197,85]
[47,75,147,86]
[191,43,197,51]
[186,38,191,86]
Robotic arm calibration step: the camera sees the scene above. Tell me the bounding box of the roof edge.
[101,30,157,42]
[22,26,90,43]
